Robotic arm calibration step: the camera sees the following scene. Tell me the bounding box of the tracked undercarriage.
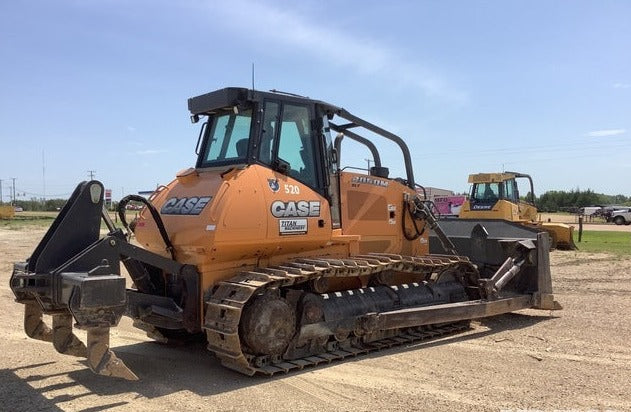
[205,254,479,375]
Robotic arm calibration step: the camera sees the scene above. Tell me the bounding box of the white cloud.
[586,129,626,137]
[613,83,631,89]
[202,0,467,104]
[127,126,137,132]
[136,149,167,155]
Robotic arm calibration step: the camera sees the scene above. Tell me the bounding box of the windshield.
[471,182,501,203]
[198,108,253,167]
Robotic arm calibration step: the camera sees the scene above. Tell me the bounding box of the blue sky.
[1,0,629,201]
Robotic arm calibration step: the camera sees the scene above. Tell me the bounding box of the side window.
[259,102,318,188]
[277,104,317,187]
[259,102,279,164]
[504,180,515,201]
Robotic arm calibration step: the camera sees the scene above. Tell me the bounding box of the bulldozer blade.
[52,314,88,357]
[540,223,577,250]
[86,327,138,381]
[533,232,562,310]
[24,302,53,342]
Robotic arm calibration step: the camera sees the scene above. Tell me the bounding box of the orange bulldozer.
[10,87,560,380]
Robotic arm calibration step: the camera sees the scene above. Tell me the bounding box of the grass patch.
[0,211,135,231]
[576,230,631,256]
[0,213,56,229]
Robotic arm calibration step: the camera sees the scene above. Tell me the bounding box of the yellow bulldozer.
[457,172,577,250]
[10,88,560,380]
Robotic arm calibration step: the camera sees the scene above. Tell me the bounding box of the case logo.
[161,196,212,215]
[271,200,320,218]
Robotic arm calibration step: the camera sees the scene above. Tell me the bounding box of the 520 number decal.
[284,184,300,194]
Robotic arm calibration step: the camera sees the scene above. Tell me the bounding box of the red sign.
[433,195,466,216]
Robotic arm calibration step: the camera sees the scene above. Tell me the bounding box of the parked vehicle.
[448,171,577,250]
[610,208,631,225]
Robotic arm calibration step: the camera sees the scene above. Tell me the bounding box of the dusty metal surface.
[205,253,487,375]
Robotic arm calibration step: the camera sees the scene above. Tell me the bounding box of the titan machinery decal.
[279,219,308,235]
[351,176,389,187]
[270,200,320,218]
[161,196,212,215]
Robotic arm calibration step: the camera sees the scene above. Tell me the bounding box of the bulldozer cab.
[191,90,337,225]
[462,172,537,221]
[189,88,421,233]
[194,96,324,192]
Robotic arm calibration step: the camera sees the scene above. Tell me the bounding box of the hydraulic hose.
[118,195,176,260]
[402,199,426,241]
[407,195,459,255]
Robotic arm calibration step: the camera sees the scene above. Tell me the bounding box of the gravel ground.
[1,227,629,412]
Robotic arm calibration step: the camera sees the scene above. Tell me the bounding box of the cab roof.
[468,172,517,184]
[187,87,342,116]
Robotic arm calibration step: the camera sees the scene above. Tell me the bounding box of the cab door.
[258,100,323,192]
[255,100,333,250]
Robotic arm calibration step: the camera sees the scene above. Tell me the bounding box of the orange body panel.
[134,166,428,295]
[338,172,427,256]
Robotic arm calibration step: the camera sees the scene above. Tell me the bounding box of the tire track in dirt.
[2,228,631,411]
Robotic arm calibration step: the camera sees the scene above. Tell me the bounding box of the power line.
[15,188,72,198]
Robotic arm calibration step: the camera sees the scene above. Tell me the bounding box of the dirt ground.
[1,227,629,412]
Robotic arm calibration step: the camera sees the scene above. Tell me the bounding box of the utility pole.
[42,149,46,204]
[88,170,96,180]
[365,158,373,171]
[12,177,16,206]
[0,179,3,204]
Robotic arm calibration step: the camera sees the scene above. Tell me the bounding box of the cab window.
[504,180,516,202]
[259,102,279,165]
[198,108,252,167]
[260,102,318,188]
[472,182,500,203]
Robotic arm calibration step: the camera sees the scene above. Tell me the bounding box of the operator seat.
[236,139,248,157]
[259,121,276,164]
[298,139,316,186]
[483,186,497,202]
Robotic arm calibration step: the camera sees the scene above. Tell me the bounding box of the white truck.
[610,208,631,225]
